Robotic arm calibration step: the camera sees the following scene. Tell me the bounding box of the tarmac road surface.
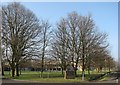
[1,78,118,85]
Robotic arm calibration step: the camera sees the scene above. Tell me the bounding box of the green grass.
[4,71,83,83]
[15,77,83,83]
[100,77,110,81]
[3,70,111,83]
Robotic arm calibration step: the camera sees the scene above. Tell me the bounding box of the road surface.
[1,78,118,85]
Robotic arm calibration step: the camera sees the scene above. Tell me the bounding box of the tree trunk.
[41,65,43,78]
[82,43,85,81]
[16,64,19,76]
[41,43,45,78]
[74,57,79,77]
[20,67,22,75]
[100,67,102,72]
[12,68,15,77]
[61,67,64,75]
[2,65,4,76]
[88,67,90,76]
[9,67,10,75]
[82,57,85,80]
[82,69,85,81]
[74,68,77,77]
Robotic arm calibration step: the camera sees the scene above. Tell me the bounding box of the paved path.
[1,78,118,85]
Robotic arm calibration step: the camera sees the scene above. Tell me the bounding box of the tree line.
[1,2,116,79]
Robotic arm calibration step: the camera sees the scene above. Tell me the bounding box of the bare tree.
[0,5,3,76]
[52,12,111,80]
[85,31,109,76]
[40,21,51,78]
[51,19,69,75]
[2,2,42,77]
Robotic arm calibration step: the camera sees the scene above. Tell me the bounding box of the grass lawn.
[3,70,110,83]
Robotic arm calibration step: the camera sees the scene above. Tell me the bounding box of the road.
[1,78,118,85]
